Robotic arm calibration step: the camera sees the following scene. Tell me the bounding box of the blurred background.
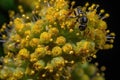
[0,0,119,80]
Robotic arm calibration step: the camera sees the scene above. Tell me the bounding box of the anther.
[42,74,46,77]
[100,9,105,14]
[85,2,89,7]
[69,51,74,54]
[70,1,75,9]
[69,29,73,32]
[49,69,53,72]
[56,73,59,77]
[92,55,97,58]
[65,60,68,63]
[101,13,110,20]
[91,4,96,9]
[70,60,74,64]
[100,66,106,71]
[98,9,105,17]
[76,32,80,36]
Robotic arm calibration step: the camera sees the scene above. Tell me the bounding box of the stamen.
[98,9,105,17]
[101,13,110,20]
[70,1,75,9]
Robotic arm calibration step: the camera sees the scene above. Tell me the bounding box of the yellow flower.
[29,38,40,47]
[13,68,24,79]
[19,38,29,48]
[52,46,62,56]
[25,67,35,75]
[48,27,59,36]
[31,20,44,35]
[40,32,52,44]
[62,43,73,54]
[51,57,65,68]
[24,30,31,36]
[17,48,30,59]
[11,34,21,42]
[33,60,45,71]
[54,0,68,10]
[55,36,66,45]
[14,18,24,33]
[45,63,54,72]
[75,40,95,56]
[30,53,38,62]
[35,46,46,57]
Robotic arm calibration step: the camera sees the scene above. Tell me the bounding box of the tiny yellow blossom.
[30,53,39,62]
[52,46,62,56]
[10,34,21,42]
[19,38,29,48]
[62,43,73,54]
[54,0,68,10]
[33,60,45,71]
[24,30,31,36]
[45,63,54,72]
[35,47,46,57]
[75,40,95,56]
[40,32,52,44]
[97,20,107,30]
[48,27,59,36]
[29,38,40,47]
[51,57,65,68]
[31,20,44,35]
[14,18,24,33]
[13,68,24,79]
[55,36,66,45]
[17,48,30,59]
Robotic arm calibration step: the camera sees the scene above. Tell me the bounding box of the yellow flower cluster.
[0,0,115,80]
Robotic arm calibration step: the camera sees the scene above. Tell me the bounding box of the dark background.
[0,0,119,80]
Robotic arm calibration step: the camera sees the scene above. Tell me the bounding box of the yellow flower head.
[40,32,52,44]
[52,46,62,56]
[33,60,45,71]
[17,48,30,59]
[62,43,73,54]
[55,36,66,45]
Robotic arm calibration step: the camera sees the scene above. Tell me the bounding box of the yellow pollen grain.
[105,13,110,18]
[42,74,46,77]
[69,29,73,32]
[70,60,74,64]
[100,9,105,13]
[76,33,80,36]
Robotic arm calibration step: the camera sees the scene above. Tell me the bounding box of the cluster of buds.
[0,0,115,80]
[72,62,106,80]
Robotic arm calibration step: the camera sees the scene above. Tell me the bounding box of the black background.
[0,0,119,80]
